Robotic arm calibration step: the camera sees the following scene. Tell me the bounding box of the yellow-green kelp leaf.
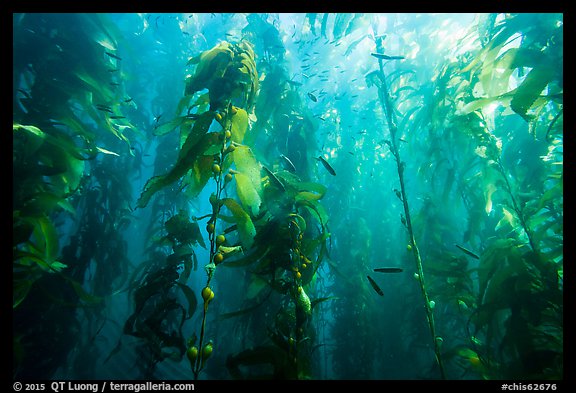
[184,155,214,198]
[186,41,234,95]
[175,93,209,117]
[230,108,249,143]
[296,198,329,227]
[294,181,327,197]
[14,250,67,274]
[232,145,262,215]
[137,114,218,208]
[234,172,262,216]
[232,146,260,184]
[153,116,192,136]
[221,198,256,249]
[33,216,59,263]
[511,65,556,121]
[295,191,323,203]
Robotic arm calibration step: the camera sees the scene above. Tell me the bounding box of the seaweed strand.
[374,44,447,380]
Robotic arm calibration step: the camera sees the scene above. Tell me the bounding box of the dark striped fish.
[371,53,405,60]
[455,244,480,259]
[367,275,384,296]
[374,267,403,273]
[105,52,122,61]
[307,92,318,102]
[315,156,336,176]
[96,105,113,114]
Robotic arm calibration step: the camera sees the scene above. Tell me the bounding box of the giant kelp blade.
[185,41,234,95]
[262,166,286,191]
[153,116,190,136]
[311,296,339,310]
[296,198,329,227]
[230,107,249,143]
[221,198,256,249]
[175,283,197,318]
[510,65,556,120]
[137,115,217,208]
[69,279,104,305]
[232,145,262,215]
[234,172,262,216]
[332,13,354,41]
[184,155,214,198]
[33,216,59,263]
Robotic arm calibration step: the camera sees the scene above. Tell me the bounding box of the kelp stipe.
[369,35,446,379]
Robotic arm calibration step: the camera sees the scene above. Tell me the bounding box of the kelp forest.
[13,13,563,381]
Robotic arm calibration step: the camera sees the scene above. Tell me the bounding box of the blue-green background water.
[13,13,563,380]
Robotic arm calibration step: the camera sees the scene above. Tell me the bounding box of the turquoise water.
[13,13,563,380]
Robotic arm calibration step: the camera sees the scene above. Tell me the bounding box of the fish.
[307,92,318,102]
[96,106,114,114]
[105,52,122,61]
[279,154,297,173]
[455,244,480,259]
[315,156,336,176]
[286,79,303,87]
[262,166,286,191]
[367,275,384,296]
[344,34,368,57]
[109,115,126,119]
[123,97,133,103]
[371,53,405,60]
[373,267,403,273]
